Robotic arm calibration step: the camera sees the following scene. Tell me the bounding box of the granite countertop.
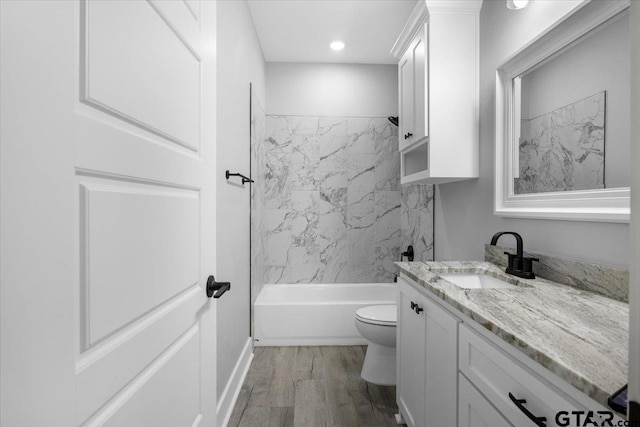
[396,261,629,409]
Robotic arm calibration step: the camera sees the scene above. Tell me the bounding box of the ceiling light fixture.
[330,41,345,51]
[506,0,529,10]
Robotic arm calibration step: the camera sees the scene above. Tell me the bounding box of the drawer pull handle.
[508,392,547,427]
[409,301,423,314]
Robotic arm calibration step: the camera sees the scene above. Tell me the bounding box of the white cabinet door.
[397,280,427,427]
[0,1,218,426]
[424,296,459,427]
[399,47,415,151]
[411,25,428,143]
[459,374,512,427]
[399,26,428,152]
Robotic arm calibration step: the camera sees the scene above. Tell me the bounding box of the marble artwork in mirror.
[514,90,606,194]
[510,10,629,195]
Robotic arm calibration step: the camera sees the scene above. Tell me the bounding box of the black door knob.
[206,275,231,298]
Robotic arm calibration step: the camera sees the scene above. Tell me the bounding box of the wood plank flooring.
[228,346,399,427]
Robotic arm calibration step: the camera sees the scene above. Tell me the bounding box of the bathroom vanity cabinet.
[396,273,625,427]
[392,0,482,185]
[397,276,460,427]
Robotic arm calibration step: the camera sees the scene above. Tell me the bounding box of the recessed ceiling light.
[506,0,529,9]
[330,41,345,51]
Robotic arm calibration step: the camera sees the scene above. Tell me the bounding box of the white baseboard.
[216,337,254,427]
[395,413,407,425]
[254,337,368,347]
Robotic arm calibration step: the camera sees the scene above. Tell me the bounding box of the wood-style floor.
[228,346,399,427]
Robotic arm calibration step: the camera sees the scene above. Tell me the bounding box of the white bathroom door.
[0,1,218,426]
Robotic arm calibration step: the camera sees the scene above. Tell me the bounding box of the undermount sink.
[438,273,517,290]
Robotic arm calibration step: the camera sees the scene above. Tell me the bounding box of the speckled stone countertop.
[396,261,629,409]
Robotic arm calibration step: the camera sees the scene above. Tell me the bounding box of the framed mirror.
[495,0,630,222]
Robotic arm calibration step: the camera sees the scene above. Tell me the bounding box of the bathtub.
[254,283,397,346]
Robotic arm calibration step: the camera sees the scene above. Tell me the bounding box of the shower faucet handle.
[401,245,414,262]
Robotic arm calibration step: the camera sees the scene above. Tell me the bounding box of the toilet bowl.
[354,304,397,386]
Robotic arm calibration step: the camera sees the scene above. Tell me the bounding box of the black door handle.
[410,301,416,310]
[414,305,423,314]
[509,393,547,426]
[206,275,231,299]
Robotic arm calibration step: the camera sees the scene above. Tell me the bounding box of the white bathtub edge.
[254,336,369,347]
[217,337,253,427]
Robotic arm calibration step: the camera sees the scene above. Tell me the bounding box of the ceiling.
[247,0,418,65]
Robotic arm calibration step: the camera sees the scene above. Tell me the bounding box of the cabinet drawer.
[459,374,511,427]
[459,325,580,427]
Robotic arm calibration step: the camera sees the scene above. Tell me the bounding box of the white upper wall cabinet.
[392,0,482,185]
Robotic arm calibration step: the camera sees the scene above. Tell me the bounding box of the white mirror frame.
[495,0,630,223]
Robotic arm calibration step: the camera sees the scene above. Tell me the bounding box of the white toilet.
[354,304,397,386]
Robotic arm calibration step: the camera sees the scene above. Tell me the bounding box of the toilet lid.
[356,304,397,326]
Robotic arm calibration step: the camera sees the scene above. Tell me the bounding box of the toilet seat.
[355,304,397,326]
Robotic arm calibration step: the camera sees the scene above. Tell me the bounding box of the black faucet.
[490,232,539,279]
[401,245,414,262]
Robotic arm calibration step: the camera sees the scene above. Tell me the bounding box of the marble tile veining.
[263,115,417,284]
[400,185,434,262]
[261,115,434,285]
[515,91,605,194]
[396,261,629,410]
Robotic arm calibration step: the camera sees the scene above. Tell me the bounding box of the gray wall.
[434,0,630,269]
[216,0,266,398]
[266,62,398,117]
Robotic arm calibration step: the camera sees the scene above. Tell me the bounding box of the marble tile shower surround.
[515,91,606,194]
[250,92,266,306]
[485,244,629,302]
[260,115,434,284]
[401,185,434,263]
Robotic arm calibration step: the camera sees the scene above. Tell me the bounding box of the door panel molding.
[79,181,199,347]
[75,117,203,187]
[182,0,200,22]
[76,285,200,422]
[80,0,202,152]
[80,324,200,426]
